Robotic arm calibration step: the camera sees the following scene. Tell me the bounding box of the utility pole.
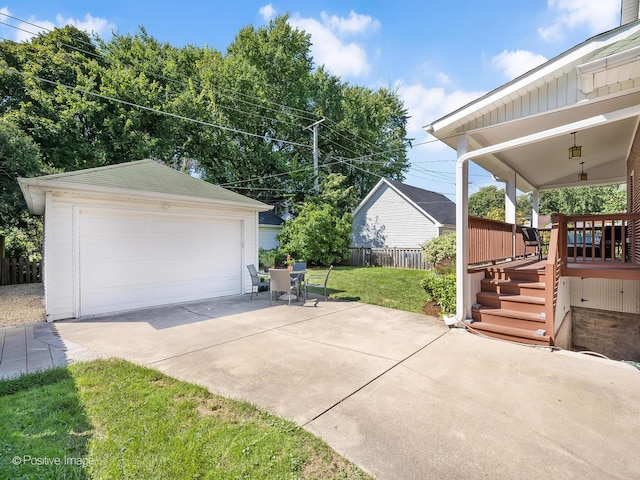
[304,118,325,193]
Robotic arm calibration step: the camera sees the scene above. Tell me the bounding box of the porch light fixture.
[578,161,588,181]
[569,131,582,159]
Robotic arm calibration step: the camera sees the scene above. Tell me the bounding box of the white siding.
[352,183,439,248]
[259,225,281,250]
[570,278,640,314]
[45,192,258,320]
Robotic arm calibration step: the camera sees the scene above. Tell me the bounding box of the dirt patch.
[0,283,46,327]
[422,301,442,318]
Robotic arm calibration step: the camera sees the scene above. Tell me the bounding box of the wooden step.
[475,291,545,315]
[480,278,546,298]
[485,266,545,283]
[471,306,546,329]
[465,320,552,345]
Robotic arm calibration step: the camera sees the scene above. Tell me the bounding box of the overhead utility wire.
[2,66,313,150]
[0,13,322,128]
[0,12,398,160]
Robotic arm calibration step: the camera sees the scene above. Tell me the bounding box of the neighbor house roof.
[259,210,284,226]
[353,177,456,226]
[19,159,271,215]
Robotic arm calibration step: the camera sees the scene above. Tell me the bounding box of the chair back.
[323,265,334,286]
[247,264,260,285]
[292,262,307,271]
[269,269,291,292]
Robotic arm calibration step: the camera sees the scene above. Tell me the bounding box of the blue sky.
[0,1,623,199]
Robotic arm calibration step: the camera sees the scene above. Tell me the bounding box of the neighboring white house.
[18,159,270,320]
[351,177,456,248]
[259,210,284,250]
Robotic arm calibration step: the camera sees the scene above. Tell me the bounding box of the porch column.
[531,190,540,228]
[504,169,517,257]
[505,169,517,224]
[455,134,470,322]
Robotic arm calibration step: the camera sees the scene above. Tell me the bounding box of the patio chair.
[521,227,542,260]
[247,264,269,300]
[269,268,298,306]
[304,265,334,302]
[291,261,307,291]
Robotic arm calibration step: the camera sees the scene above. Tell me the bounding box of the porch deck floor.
[471,256,640,280]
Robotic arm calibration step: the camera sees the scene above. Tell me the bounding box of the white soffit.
[578,45,640,93]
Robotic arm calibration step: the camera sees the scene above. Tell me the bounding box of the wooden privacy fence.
[349,247,429,270]
[1,258,42,285]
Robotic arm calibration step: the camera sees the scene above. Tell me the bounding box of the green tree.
[540,185,626,215]
[0,118,49,259]
[277,174,354,265]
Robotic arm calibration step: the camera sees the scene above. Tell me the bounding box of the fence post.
[0,235,4,285]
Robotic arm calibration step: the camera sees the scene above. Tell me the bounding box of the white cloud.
[289,11,380,78]
[538,0,619,42]
[395,80,485,139]
[55,13,114,37]
[259,4,276,22]
[0,8,114,42]
[319,10,380,36]
[492,49,548,80]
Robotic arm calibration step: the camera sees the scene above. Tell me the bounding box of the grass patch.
[1,359,370,479]
[307,266,430,314]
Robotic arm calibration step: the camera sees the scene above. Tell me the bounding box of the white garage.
[19,159,270,320]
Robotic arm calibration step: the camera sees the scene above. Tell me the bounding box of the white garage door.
[78,209,242,316]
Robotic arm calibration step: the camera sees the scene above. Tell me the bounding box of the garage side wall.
[45,192,258,320]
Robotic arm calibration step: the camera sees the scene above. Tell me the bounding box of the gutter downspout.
[440,103,640,325]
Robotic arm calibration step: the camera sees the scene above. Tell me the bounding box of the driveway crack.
[303,329,450,426]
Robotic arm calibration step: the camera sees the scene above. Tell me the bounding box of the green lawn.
[306,266,430,314]
[0,359,370,479]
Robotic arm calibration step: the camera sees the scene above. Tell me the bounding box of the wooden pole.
[0,235,5,285]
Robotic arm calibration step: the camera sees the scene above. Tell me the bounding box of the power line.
[1,65,313,150]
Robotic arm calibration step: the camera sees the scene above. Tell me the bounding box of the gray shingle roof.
[385,178,456,225]
[20,159,269,212]
[259,210,284,225]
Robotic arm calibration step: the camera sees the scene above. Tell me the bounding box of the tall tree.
[540,185,626,215]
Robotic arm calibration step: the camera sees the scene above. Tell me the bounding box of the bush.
[420,271,456,315]
[258,248,279,269]
[421,233,456,274]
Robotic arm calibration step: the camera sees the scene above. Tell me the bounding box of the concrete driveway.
[50,294,640,480]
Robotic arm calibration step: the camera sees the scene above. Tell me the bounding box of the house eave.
[18,178,272,215]
[425,21,640,143]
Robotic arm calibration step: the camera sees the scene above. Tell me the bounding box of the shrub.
[421,233,456,274]
[420,271,456,315]
[258,248,278,269]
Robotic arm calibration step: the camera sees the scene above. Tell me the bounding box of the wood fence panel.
[1,258,42,285]
[349,247,429,270]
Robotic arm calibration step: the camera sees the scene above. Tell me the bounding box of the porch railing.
[468,216,536,266]
[561,213,640,264]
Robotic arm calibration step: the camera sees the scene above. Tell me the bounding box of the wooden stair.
[469,264,553,346]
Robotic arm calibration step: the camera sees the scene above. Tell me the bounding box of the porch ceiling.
[465,90,640,192]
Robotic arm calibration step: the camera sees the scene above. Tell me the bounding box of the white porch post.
[505,169,517,257]
[505,170,517,224]
[455,135,470,322]
[532,190,540,228]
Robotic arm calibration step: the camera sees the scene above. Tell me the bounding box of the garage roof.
[19,159,271,214]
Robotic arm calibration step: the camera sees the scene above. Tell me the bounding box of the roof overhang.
[18,178,272,215]
[425,21,640,192]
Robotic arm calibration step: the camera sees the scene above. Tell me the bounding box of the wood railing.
[544,215,566,339]
[468,216,537,266]
[562,213,640,264]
